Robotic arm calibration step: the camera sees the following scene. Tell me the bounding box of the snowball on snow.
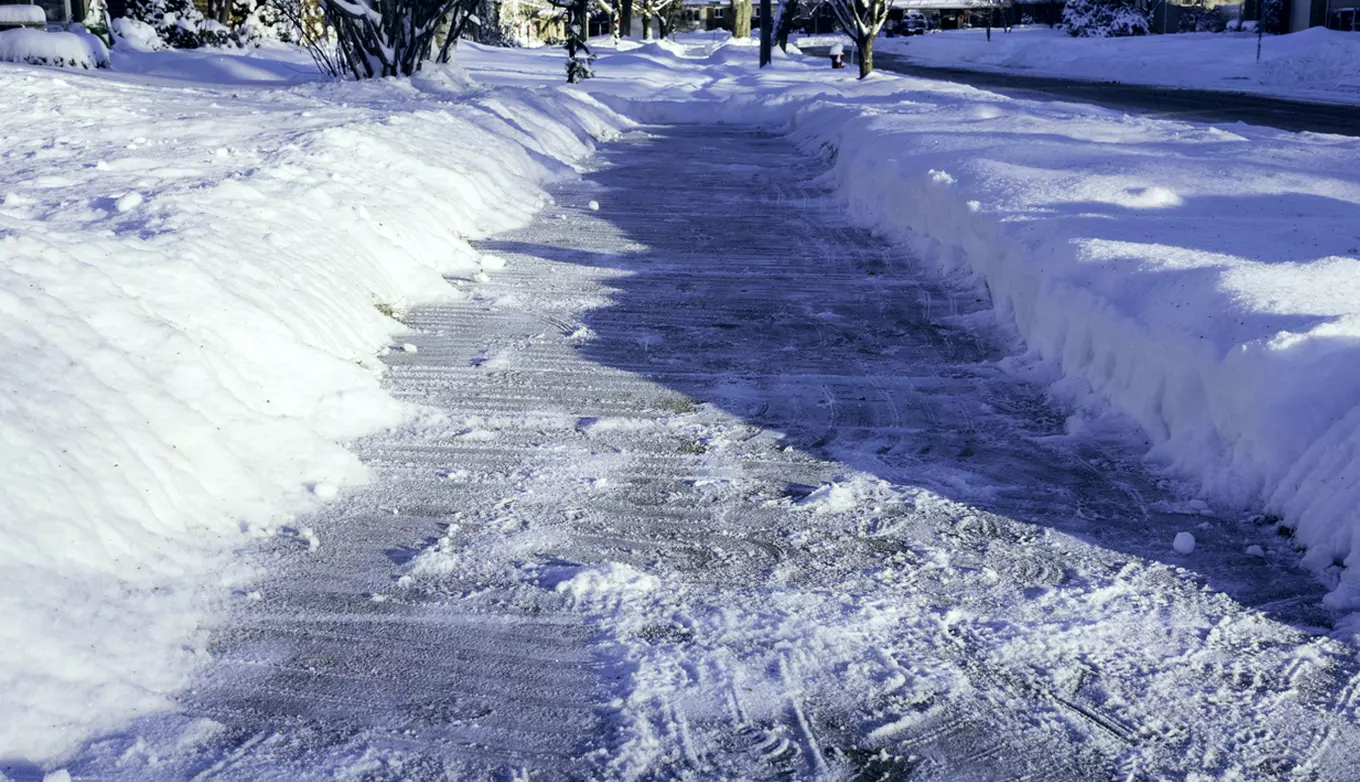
[115,192,144,213]
[1246,545,1266,558]
[311,482,338,499]
[1173,532,1196,555]
[0,29,110,69]
[587,200,600,211]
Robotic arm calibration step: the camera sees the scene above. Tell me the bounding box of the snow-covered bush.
[1258,0,1285,33]
[109,15,166,48]
[1178,5,1227,32]
[120,0,241,47]
[229,0,296,43]
[0,28,111,68]
[325,0,477,77]
[1062,0,1148,37]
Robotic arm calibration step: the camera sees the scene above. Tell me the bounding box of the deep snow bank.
[472,37,1360,607]
[0,61,626,762]
[784,93,1360,602]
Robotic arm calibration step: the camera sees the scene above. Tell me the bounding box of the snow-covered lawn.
[3,27,1360,770]
[801,26,1360,105]
[0,49,626,761]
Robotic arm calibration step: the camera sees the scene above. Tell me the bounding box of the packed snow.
[858,26,1360,105]
[0,56,626,761]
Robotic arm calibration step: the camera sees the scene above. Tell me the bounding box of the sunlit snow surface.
[3,30,1360,780]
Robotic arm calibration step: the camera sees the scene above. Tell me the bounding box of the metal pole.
[759,0,772,64]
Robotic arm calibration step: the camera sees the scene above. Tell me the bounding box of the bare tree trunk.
[642,10,652,37]
[564,0,592,81]
[759,0,771,64]
[824,0,885,79]
[621,0,632,35]
[774,0,800,51]
[730,0,751,36]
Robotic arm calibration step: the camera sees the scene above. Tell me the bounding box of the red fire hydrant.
[829,43,845,69]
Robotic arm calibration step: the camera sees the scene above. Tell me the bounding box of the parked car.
[900,10,927,34]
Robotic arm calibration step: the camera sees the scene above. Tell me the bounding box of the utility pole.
[759,0,772,64]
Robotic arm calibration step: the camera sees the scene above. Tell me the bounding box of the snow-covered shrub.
[1178,5,1227,32]
[109,15,166,48]
[0,28,111,68]
[1258,0,1285,33]
[229,0,294,43]
[1062,0,1148,37]
[79,0,115,45]
[324,0,480,77]
[120,0,240,47]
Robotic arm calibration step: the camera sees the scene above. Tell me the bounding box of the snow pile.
[858,27,1360,104]
[555,563,661,604]
[0,61,626,763]
[0,28,110,69]
[1258,27,1360,91]
[784,93,1360,601]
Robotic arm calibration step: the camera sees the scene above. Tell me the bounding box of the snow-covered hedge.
[1062,0,1148,37]
[114,0,292,49]
[0,28,111,68]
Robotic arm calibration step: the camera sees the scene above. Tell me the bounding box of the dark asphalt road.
[802,47,1360,137]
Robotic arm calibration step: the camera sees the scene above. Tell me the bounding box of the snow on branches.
[323,0,475,77]
[1062,0,1148,37]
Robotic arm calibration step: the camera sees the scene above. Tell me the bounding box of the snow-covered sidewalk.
[0,56,626,762]
[4,29,1360,776]
[65,118,1360,782]
[800,27,1360,106]
[492,35,1360,607]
